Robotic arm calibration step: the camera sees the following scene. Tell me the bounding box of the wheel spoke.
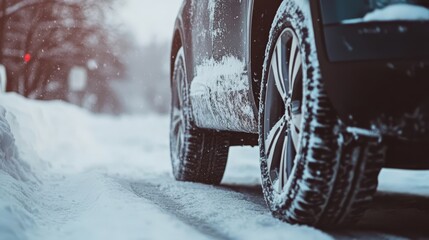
[172,107,182,129]
[176,69,184,107]
[265,116,287,173]
[271,45,287,99]
[288,34,302,150]
[286,127,296,180]
[176,126,183,154]
[290,114,301,150]
[276,40,289,94]
[288,36,300,91]
[277,133,289,192]
[291,112,302,130]
[291,54,302,90]
[288,37,297,83]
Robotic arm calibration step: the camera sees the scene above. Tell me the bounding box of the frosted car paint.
[188,0,257,132]
[172,0,258,133]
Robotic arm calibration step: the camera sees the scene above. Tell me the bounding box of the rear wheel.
[170,48,230,185]
[259,2,386,227]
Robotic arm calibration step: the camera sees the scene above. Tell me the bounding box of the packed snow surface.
[0,93,428,239]
[343,4,429,23]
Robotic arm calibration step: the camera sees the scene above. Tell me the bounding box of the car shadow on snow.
[221,183,429,239]
[341,192,429,238]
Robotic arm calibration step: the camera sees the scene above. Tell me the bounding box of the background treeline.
[0,0,171,115]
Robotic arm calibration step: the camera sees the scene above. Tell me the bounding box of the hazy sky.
[118,0,183,45]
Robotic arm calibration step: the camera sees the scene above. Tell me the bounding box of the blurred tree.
[140,41,170,114]
[0,0,126,114]
[123,40,171,114]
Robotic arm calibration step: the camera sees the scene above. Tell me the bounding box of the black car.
[169,0,429,227]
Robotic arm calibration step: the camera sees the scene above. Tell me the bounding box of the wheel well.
[250,0,283,108]
[170,29,182,86]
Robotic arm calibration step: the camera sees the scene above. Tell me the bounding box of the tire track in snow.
[129,178,332,240]
[130,177,429,240]
[328,192,429,240]
[219,185,429,239]
[218,186,429,239]
[130,181,232,240]
[223,186,423,239]
[215,184,266,207]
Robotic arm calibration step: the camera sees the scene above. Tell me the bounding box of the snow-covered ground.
[0,93,428,240]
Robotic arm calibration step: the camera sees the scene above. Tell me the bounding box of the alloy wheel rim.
[264,28,303,193]
[171,55,186,164]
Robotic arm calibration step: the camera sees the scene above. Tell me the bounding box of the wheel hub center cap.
[285,98,292,122]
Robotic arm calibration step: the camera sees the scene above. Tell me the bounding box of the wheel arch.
[170,27,183,87]
[249,0,283,108]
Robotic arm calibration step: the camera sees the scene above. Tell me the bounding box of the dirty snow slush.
[0,93,428,240]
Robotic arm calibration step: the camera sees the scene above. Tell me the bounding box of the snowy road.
[0,93,428,240]
[129,177,429,240]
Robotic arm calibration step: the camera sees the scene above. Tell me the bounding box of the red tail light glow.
[24,53,31,63]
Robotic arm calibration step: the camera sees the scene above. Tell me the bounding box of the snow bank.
[0,103,39,240]
[0,93,205,240]
[0,93,170,178]
[0,106,34,182]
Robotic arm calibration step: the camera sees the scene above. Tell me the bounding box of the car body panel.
[174,0,258,133]
[312,0,429,125]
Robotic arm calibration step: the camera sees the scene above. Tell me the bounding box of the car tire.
[259,2,386,227]
[170,47,230,185]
